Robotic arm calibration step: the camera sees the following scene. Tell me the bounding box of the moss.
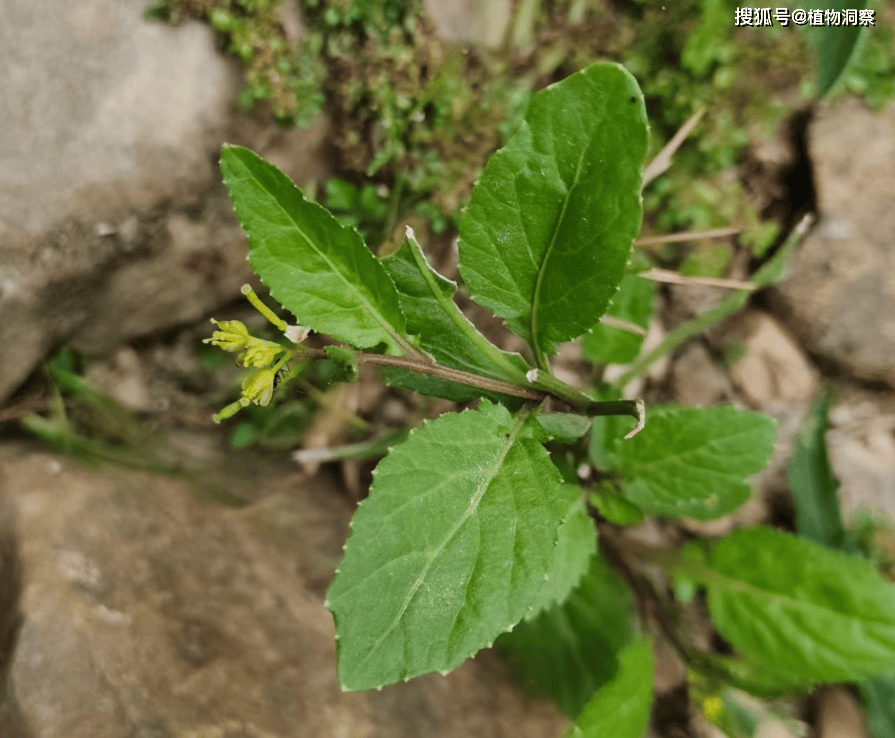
[149,0,895,262]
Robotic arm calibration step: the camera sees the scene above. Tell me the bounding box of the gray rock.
[0,443,564,737]
[724,310,819,408]
[770,98,895,387]
[423,0,512,46]
[0,0,330,401]
[827,389,895,522]
[670,341,731,407]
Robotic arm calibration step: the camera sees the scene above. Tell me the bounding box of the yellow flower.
[203,319,250,352]
[240,341,281,368]
[241,366,279,407]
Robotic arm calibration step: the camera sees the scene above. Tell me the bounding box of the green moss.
[148,0,895,261]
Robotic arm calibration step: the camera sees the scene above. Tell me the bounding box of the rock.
[670,342,731,407]
[816,687,870,738]
[827,388,895,521]
[0,0,330,401]
[769,98,895,388]
[424,0,512,46]
[0,443,565,737]
[84,347,153,411]
[724,310,819,408]
[754,720,797,738]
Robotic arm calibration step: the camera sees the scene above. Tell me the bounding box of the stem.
[613,213,814,390]
[241,284,288,332]
[360,353,545,401]
[600,529,695,660]
[532,344,552,373]
[301,346,644,430]
[526,370,645,437]
[525,368,594,408]
[612,290,749,388]
[635,227,741,247]
[292,429,407,465]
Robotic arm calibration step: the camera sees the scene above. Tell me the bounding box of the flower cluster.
[203,286,308,422]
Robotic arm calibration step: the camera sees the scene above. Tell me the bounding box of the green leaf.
[326,401,573,691]
[567,639,654,738]
[861,676,895,738]
[581,273,655,365]
[537,413,592,444]
[458,62,649,361]
[702,526,895,685]
[788,390,845,549]
[794,0,869,97]
[590,485,645,526]
[219,145,412,355]
[322,345,360,382]
[501,554,635,718]
[614,406,776,520]
[539,486,598,612]
[379,228,530,402]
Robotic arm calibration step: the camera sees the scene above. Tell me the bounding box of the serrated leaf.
[861,676,895,738]
[788,390,845,549]
[567,638,654,738]
[537,485,598,612]
[582,273,655,365]
[458,62,649,359]
[326,401,572,691]
[379,229,530,402]
[220,145,411,355]
[501,553,635,718]
[702,526,895,685]
[614,406,776,520]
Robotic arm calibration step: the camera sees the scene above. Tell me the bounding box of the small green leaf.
[614,406,776,520]
[322,345,360,382]
[788,390,845,549]
[702,527,895,685]
[380,229,530,402]
[537,413,592,444]
[567,639,654,738]
[219,145,412,355]
[501,554,635,718]
[861,676,895,738]
[581,273,655,365]
[326,401,573,691]
[458,62,649,361]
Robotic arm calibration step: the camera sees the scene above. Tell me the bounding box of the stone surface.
[770,98,895,387]
[724,310,819,408]
[0,0,331,401]
[816,688,870,738]
[0,443,565,738]
[1,0,233,234]
[827,388,895,522]
[669,342,731,407]
[423,0,512,46]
